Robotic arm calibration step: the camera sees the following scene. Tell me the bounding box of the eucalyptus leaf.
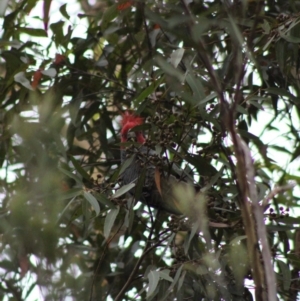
[83,191,100,216]
[147,270,160,298]
[112,183,136,199]
[104,207,120,239]
[277,260,291,291]
[170,48,185,68]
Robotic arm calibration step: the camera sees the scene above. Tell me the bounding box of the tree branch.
[114,231,173,301]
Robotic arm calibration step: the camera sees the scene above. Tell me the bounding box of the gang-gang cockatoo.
[120,112,197,216]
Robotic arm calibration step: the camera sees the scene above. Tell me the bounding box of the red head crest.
[121,112,143,128]
[121,112,145,144]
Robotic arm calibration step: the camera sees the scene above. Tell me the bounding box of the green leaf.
[267,225,296,231]
[166,265,183,293]
[291,142,300,162]
[156,56,185,82]
[69,156,91,181]
[170,48,185,68]
[83,191,100,216]
[24,0,39,14]
[184,153,218,176]
[18,27,47,37]
[261,19,271,34]
[134,76,164,107]
[230,235,247,245]
[196,92,217,107]
[236,104,248,114]
[227,15,245,49]
[277,260,291,291]
[177,270,186,292]
[93,192,115,208]
[191,19,210,41]
[185,73,206,101]
[247,98,266,110]
[119,155,135,175]
[101,4,118,30]
[50,20,67,47]
[124,198,135,232]
[159,270,173,282]
[277,216,300,225]
[58,188,82,200]
[196,265,208,275]
[0,0,9,17]
[69,91,83,126]
[56,196,77,223]
[147,270,160,298]
[3,1,27,33]
[112,183,135,199]
[104,207,120,239]
[280,33,300,43]
[58,167,82,184]
[269,145,292,155]
[266,87,298,103]
[59,3,69,19]
[202,165,225,191]
[184,222,198,254]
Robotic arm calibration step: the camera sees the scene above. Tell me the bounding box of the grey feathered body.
[120,145,182,215]
[121,145,156,197]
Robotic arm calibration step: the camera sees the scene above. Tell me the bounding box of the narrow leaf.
[93,192,115,208]
[159,270,173,282]
[18,27,47,37]
[56,196,77,223]
[58,188,82,200]
[83,191,100,216]
[119,155,135,175]
[69,91,83,126]
[185,73,205,100]
[0,0,9,16]
[177,270,186,292]
[104,207,120,239]
[147,270,160,298]
[167,265,183,293]
[134,76,164,106]
[59,3,69,19]
[156,56,185,82]
[170,48,185,68]
[277,260,291,291]
[184,222,199,254]
[112,183,135,199]
[58,166,82,184]
[69,156,91,181]
[196,92,217,106]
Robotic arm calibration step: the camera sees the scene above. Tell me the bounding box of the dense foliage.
[0,0,300,300]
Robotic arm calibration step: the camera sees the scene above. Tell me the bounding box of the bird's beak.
[127,131,137,141]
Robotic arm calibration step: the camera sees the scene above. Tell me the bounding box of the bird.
[119,111,194,215]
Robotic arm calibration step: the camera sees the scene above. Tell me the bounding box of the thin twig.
[89,222,123,301]
[114,230,173,301]
[262,183,296,209]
